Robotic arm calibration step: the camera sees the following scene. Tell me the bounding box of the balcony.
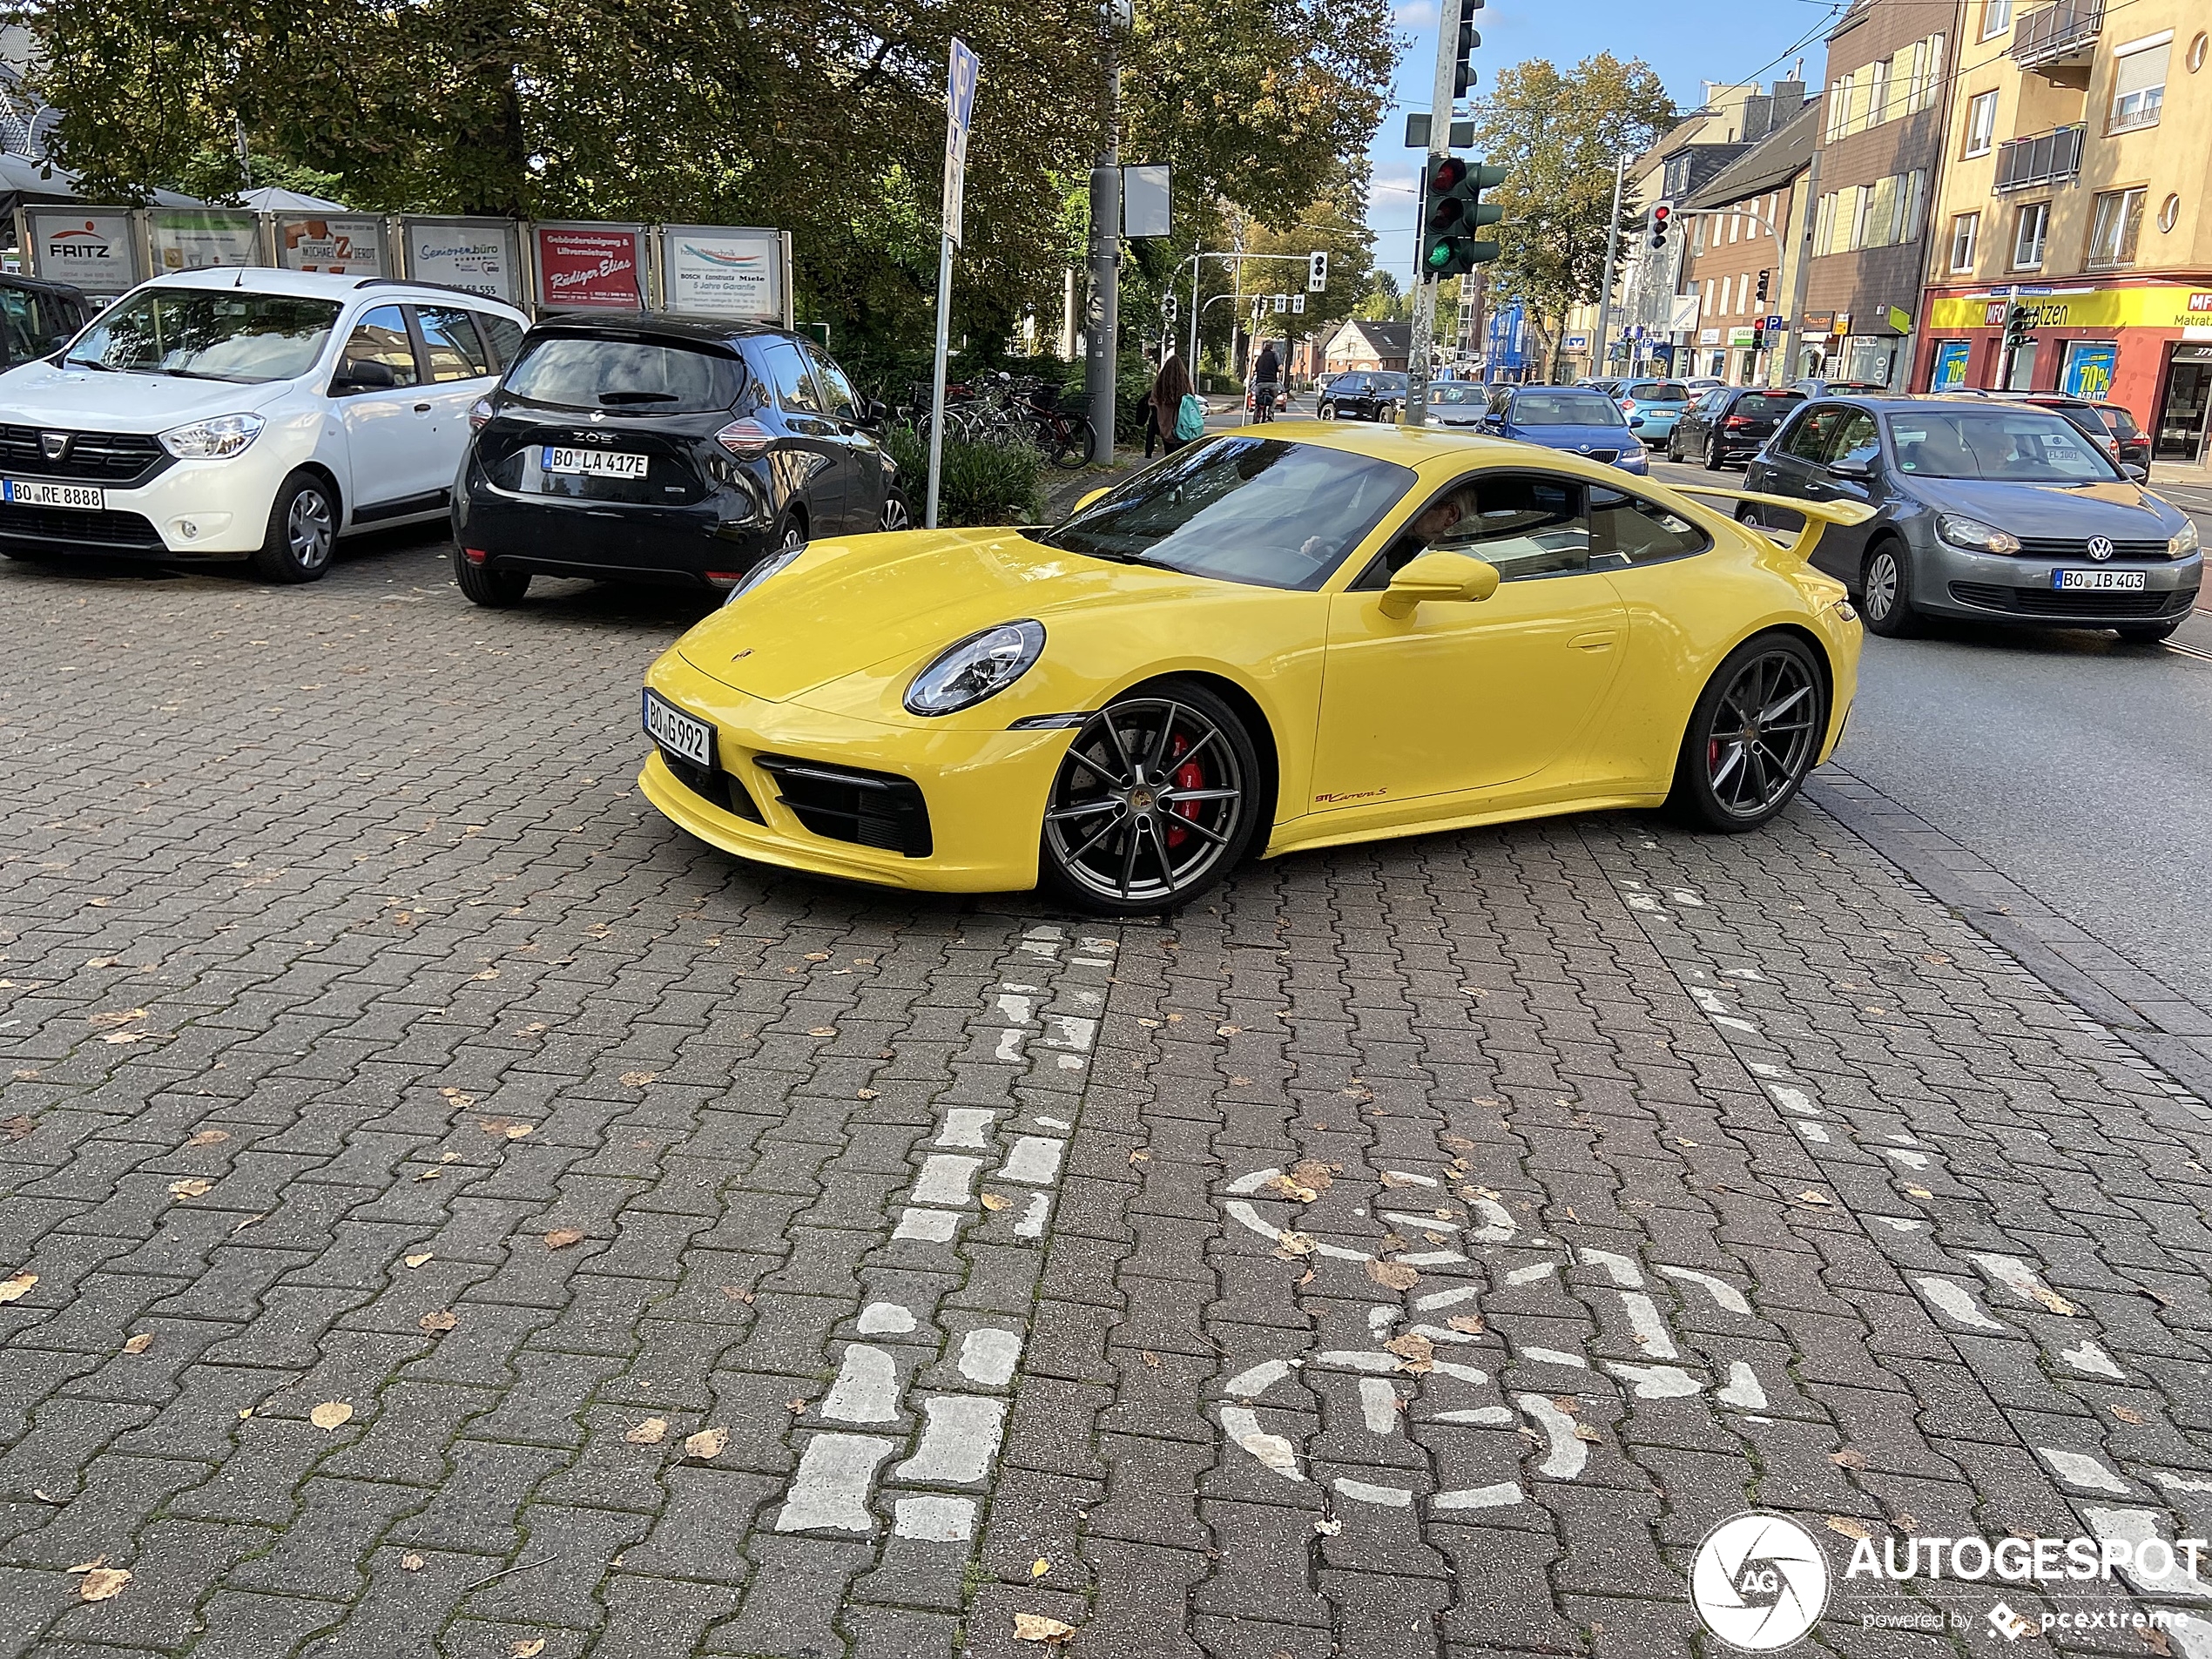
[2010,0,2102,71]
[1994,125,2085,191]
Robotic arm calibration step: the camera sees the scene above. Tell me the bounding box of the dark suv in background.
[1667,386,1804,469]
[451,314,902,607]
[1318,371,1406,422]
[0,273,94,369]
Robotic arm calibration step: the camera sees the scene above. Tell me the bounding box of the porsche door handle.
[1569,631,1618,651]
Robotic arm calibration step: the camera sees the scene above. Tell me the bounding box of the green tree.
[1465,54,1676,376]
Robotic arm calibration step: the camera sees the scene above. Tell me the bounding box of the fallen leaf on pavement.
[619,1072,658,1088]
[415,1169,442,1183]
[1289,1161,1336,1191]
[1830,1448,1867,1469]
[1385,1332,1434,1375]
[980,1193,1010,1211]
[1031,1557,1050,1577]
[78,1567,131,1602]
[67,1556,109,1573]
[1012,1613,1076,1643]
[1364,1259,1419,1291]
[683,1426,729,1460]
[1573,1424,1605,1444]
[0,1272,37,1305]
[1140,1351,1161,1369]
[439,1088,475,1107]
[512,1641,546,1658]
[787,1399,806,1415]
[99,1029,149,1043]
[418,1310,457,1333]
[1903,1185,1933,1199]
[856,1089,877,1100]
[1796,1190,1833,1207]
[1273,1230,1316,1258]
[403,1251,434,1269]
[88,1008,148,1028]
[1447,1314,1486,1335]
[2111,1404,2147,1425]
[806,1027,837,1037]
[121,1332,154,1355]
[2145,1629,2173,1656]
[1259,1174,1320,1204]
[805,952,830,961]
[309,1401,354,1430]
[719,1285,754,1304]
[625,1417,669,1446]
[167,1178,212,1200]
[1825,1515,1871,1541]
[185,1130,231,1148]
[3,1115,33,1140]
[2031,1285,2079,1317]
[1127,1149,1150,1164]
[477,1117,534,1140]
[543,1230,584,1251]
[401,1552,424,1571]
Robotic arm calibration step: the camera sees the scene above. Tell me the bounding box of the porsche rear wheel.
[1039,685,1261,915]
[1669,633,1827,833]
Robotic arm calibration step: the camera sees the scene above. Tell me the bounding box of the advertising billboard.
[148,211,260,273]
[400,218,523,304]
[532,223,646,310]
[274,214,387,278]
[658,226,788,322]
[24,208,138,295]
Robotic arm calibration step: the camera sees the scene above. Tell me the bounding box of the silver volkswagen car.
[1743,396,2200,644]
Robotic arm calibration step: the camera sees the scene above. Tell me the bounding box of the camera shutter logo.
[1690,1513,1831,1650]
[2087,536,2114,562]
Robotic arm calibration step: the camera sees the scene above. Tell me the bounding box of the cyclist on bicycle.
[1249,340,1280,424]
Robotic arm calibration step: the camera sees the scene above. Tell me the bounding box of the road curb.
[1804,766,2212,1110]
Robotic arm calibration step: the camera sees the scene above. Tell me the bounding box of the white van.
[0,268,528,582]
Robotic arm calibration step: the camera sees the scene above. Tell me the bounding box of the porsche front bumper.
[637,658,1072,894]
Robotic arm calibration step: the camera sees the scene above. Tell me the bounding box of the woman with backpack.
[1147,354,1204,457]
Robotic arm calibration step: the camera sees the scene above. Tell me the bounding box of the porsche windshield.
[1038,436,1414,590]
[62,290,341,383]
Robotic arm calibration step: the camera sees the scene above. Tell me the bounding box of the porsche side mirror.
[1379,550,1501,619]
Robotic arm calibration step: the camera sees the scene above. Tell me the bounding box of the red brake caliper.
[1166,734,1202,850]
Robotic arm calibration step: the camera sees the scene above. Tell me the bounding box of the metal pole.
[1592,154,1627,381]
[924,231,954,529]
[1777,146,1819,388]
[1403,6,1458,427]
[1190,253,1201,373]
[1082,11,1121,467]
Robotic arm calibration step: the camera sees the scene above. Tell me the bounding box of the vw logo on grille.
[39,431,71,461]
[2087,536,2115,561]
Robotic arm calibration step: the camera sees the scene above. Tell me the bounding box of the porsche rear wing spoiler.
[1669,484,1877,566]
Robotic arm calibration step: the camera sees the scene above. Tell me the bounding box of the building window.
[1825,75,1854,142]
[1813,192,1837,256]
[1981,0,2012,40]
[1692,215,1706,254]
[1703,278,1716,316]
[1964,90,1999,157]
[1910,35,1946,113]
[2109,39,2169,132]
[1904,170,1928,244]
[1865,57,1892,127]
[1949,212,1980,272]
[2087,186,2146,266]
[2012,200,2048,269]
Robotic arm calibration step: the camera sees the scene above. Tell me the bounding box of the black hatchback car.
[0,273,95,368]
[1317,371,1406,422]
[451,314,902,607]
[1666,386,1804,469]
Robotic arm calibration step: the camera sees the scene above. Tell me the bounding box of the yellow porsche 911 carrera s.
[637,424,1871,915]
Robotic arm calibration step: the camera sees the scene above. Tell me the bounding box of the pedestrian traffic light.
[1755,268,1771,306]
[2004,302,2033,352]
[1162,293,1177,322]
[1452,0,1483,98]
[1308,250,1329,293]
[1648,201,1674,252]
[1421,156,1505,279]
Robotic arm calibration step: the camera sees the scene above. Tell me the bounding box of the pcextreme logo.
[1690,1514,1831,1651]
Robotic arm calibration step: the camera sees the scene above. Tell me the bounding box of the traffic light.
[1755,268,1771,306]
[1648,201,1674,252]
[2003,302,2033,353]
[1421,155,1505,279]
[1308,250,1329,292]
[1162,293,1177,323]
[1452,0,1484,98]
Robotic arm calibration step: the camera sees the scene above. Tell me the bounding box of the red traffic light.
[1651,205,1671,225]
[1430,156,1469,192]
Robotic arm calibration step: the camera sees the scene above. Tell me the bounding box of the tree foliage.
[18,0,1399,374]
[1465,54,1676,356]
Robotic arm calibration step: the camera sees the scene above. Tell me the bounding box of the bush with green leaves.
[882,425,1044,529]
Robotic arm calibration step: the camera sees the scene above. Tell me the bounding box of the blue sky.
[1363,0,1839,276]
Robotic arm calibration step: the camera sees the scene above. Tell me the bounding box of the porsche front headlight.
[159,413,264,459]
[903,621,1045,716]
[724,545,804,605]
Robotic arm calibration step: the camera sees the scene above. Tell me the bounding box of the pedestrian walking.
[1148,354,1200,457]
[1251,339,1280,424]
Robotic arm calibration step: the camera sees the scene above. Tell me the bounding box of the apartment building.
[1678,98,1820,384]
[1915,0,2212,462]
[1800,0,1965,388]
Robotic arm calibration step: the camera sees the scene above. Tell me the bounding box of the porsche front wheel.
[1039,685,1261,914]
[1669,634,1827,833]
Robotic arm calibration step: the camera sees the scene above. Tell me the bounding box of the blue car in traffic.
[1615,379,1693,447]
[1426,383,1649,475]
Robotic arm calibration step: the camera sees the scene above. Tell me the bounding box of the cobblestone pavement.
[6,537,2212,1659]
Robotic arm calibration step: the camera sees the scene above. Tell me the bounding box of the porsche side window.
[1367,472,1589,584]
[1588,487,1712,567]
